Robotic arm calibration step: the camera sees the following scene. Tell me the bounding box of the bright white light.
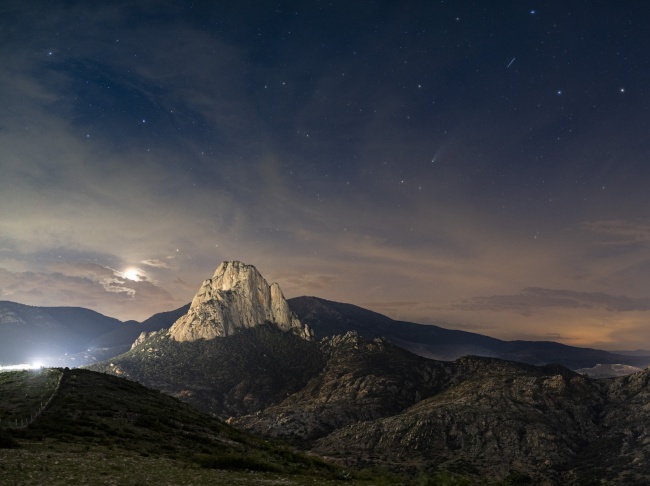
[30,362,43,370]
[121,267,143,281]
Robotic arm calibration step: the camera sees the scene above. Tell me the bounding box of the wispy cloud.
[141,259,169,269]
[362,301,420,309]
[456,287,650,314]
[582,220,650,248]
[0,264,178,321]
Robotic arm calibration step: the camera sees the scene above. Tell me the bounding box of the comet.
[507,57,516,69]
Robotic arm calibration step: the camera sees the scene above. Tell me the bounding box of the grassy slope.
[0,368,368,485]
[0,369,62,424]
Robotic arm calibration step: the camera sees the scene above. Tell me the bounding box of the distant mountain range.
[2,291,650,372]
[0,300,123,365]
[0,300,189,367]
[288,296,650,370]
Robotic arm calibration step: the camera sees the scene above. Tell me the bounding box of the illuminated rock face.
[168,261,312,342]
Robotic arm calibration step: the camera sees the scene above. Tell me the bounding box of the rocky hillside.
[309,355,604,482]
[100,323,648,484]
[232,333,609,483]
[94,324,324,418]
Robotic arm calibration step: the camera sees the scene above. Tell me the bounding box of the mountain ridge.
[2,293,649,372]
[0,300,123,365]
[289,295,650,370]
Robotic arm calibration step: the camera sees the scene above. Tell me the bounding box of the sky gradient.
[2,1,650,350]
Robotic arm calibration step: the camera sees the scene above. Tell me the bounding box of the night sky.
[2,1,650,350]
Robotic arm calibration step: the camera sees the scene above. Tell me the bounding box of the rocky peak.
[168,261,312,342]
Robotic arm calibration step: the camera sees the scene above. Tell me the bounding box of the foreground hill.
[289,296,650,370]
[0,368,352,485]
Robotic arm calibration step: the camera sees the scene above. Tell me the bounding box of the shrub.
[194,452,282,473]
[0,428,20,449]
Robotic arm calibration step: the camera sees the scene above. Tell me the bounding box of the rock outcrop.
[130,330,162,349]
[168,261,312,342]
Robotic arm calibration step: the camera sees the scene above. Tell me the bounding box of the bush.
[0,428,20,449]
[194,452,282,473]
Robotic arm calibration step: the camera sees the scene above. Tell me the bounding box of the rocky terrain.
[233,333,611,483]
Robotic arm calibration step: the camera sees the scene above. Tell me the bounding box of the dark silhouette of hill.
[0,301,123,364]
[0,301,192,366]
[0,367,345,484]
[86,303,191,349]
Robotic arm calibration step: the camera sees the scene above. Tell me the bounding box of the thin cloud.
[582,220,650,247]
[362,301,420,309]
[0,265,178,321]
[545,333,576,341]
[456,287,650,313]
[141,259,169,269]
